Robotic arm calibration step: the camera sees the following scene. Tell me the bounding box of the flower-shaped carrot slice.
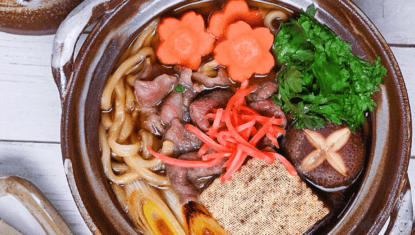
[157,11,215,70]
[208,0,263,38]
[214,21,274,82]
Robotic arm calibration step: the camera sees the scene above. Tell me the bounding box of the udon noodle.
[99,18,174,188]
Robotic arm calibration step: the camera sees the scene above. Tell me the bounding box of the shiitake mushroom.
[282,122,365,189]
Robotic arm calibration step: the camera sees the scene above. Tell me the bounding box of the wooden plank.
[390,47,415,156]
[0,32,88,143]
[0,33,61,142]
[0,142,90,235]
[0,80,61,142]
[353,0,415,45]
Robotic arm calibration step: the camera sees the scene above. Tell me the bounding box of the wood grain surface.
[0,0,414,234]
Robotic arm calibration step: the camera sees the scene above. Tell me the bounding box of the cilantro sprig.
[272,5,386,131]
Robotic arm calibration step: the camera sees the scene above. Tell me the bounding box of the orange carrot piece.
[264,152,297,176]
[147,146,222,168]
[186,124,227,152]
[208,0,263,38]
[157,11,215,70]
[214,21,274,81]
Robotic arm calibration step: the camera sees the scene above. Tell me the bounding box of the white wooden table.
[0,0,414,234]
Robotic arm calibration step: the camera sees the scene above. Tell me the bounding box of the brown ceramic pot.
[0,0,84,35]
[51,0,413,234]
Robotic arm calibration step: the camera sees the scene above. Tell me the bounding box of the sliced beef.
[180,68,198,122]
[164,119,203,156]
[135,74,177,134]
[182,93,198,123]
[174,65,192,85]
[189,89,233,131]
[176,66,199,121]
[246,81,278,102]
[160,67,198,125]
[192,67,232,88]
[188,164,224,190]
[175,65,198,96]
[136,64,172,81]
[143,112,165,135]
[166,152,225,204]
[249,99,287,128]
[160,92,184,125]
[166,164,199,204]
[134,74,177,111]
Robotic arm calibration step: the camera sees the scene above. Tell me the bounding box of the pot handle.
[51,0,123,102]
[384,173,413,235]
[0,176,72,235]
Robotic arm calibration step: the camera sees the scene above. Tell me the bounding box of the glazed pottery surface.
[0,0,84,35]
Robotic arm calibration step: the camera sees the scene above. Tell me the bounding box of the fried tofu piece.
[199,158,329,235]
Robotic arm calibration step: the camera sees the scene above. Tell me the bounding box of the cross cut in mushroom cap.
[301,127,351,176]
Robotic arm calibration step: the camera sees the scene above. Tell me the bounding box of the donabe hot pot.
[51,0,412,234]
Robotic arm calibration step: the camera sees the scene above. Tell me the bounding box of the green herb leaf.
[175,84,185,92]
[306,4,317,18]
[272,5,386,131]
